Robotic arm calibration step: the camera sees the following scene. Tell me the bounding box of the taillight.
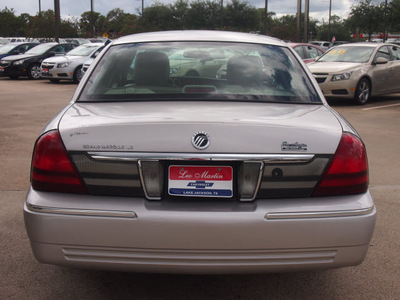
[31,130,88,194]
[312,132,368,196]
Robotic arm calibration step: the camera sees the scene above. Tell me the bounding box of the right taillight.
[31,130,88,194]
[312,132,368,196]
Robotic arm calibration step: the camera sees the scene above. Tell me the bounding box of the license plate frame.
[168,165,233,198]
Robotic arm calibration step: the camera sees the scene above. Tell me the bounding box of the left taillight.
[31,130,88,194]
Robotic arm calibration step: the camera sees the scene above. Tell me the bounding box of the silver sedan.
[308,43,400,104]
[24,31,376,274]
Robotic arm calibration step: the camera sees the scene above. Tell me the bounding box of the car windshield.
[25,43,55,55]
[0,44,18,54]
[79,42,320,104]
[318,46,375,63]
[67,44,100,56]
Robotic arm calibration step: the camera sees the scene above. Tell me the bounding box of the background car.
[308,42,400,104]
[168,48,243,77]
[0,42,77,79]
[309,41,331,50]
[0,42,38,59]
[0,38,10,46]
[289,43,325,63]
[41,43,104,83]
[24,31,376,274]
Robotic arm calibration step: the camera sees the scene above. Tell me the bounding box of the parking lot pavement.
[1,78,399,299]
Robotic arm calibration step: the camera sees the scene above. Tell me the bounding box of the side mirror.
[48,51,56,57]
[374,57,388,65]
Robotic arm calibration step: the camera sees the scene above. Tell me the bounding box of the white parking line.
[362,103,400,111]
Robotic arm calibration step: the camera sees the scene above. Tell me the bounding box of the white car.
[24,31,376,274]
[41,43,104,83]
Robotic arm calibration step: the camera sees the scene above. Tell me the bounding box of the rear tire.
[28,64,41,80]
[354,78,370,105]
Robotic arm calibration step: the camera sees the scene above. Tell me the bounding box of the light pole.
[383,0,388,42]
[90,0,95,38]
[38,0,41,15]
[54,0,60,42]
[297,0,302,42]
[264,0,268,35]
[328,0,332,42]
[304,0,309,42]
[221,0,223,28]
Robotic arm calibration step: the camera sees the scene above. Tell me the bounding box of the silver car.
[41,43,104,83]
[24,31,376,274]
[308,43,400,104]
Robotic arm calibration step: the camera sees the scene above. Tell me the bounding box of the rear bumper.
[24,188,376,274]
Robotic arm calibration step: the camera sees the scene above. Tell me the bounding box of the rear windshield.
[78,42,321,104]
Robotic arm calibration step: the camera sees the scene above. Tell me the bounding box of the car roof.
[332,42,398,48]
[4,42,37,46]
[80,42,104,46]
[113,30,286,47]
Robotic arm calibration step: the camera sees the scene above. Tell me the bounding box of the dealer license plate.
[168,165,233,198]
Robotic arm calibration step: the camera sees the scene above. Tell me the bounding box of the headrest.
[134,52,170,86]
[227,55,263,86]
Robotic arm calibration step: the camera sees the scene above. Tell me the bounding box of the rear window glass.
[78,42,320,104]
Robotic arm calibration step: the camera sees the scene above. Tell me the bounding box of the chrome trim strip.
[84,178,141,187]
[265,207,375,220]
[88,152,315,163]
[26,203,137,218]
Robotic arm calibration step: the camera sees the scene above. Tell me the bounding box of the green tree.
[317,15,350,42]
[267,13,318,42]
[26,10,78,39]
[224,0,259,32]
[80,11,107,37]
[27,10,56,38]
[346,0,383,41]
[258,8,276,35]
[184,0,222,30]
[169,0,190,29]
[141,5,174,31]
[119,14,141,35]
[387,0,400,32]
[106,8,130,36]
[0,7,26,36]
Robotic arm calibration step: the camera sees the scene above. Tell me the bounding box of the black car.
[0,42,39,60]
[0,43,76,79]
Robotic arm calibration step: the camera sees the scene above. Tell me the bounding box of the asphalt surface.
[0,77,399,299]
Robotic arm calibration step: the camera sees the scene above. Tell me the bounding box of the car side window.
[306,46,319,58]
[27,44,35,51]
[389,46,400,60]
[294,46,304,59]
[18,46,27,53]
[52,45,63,53]
[375,46,391,61]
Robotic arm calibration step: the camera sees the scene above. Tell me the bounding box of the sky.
[1,0,356,22]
